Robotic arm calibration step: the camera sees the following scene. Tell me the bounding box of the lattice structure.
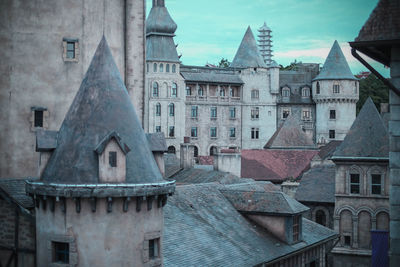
[257,22,273,65]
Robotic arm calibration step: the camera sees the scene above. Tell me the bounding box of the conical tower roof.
[230,26,267,68]
[332,97,389,159]
[41,37,164,184]
[313,40,357,81]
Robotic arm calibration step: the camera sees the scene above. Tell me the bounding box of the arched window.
[316,82,320,94]
[333,82,340,94]
[171,83,178,97]
[302,87,310,97]
[153,63,157,72]
[315,210,326,226]
[155,103,161,116]
[152,82,159,97]
[169,103,175,116]
[210,146,217,156]
[194,146,199,157]
[198,86,204,96]
[159,63,164,72]
[282,88,290,97]
[172,64,176,73]
[167,146,176,154]
[376,211,389,231]
[340,210,353,247]
[166,64,170,72]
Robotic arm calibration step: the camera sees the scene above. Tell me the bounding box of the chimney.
[213,147,241,177]
[180,137,194,169]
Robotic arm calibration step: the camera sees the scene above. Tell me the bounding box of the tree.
[357,73,389,114]
[218,58,230,68]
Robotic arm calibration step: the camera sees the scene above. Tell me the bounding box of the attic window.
[301,87,310,97]
[109,151,117,167]
[293,215,300,242]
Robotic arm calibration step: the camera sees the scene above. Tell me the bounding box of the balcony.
[186,95,241,103]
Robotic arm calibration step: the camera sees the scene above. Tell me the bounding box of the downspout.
[14,207,19,267]
[351,48,400,97]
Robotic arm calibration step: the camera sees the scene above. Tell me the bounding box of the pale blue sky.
[146,0,389,76]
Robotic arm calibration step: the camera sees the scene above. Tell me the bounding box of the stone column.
[390,46,400,266]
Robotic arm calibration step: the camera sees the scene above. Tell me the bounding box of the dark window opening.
[169,103,175,116]
[251,107,259,119]
[66,42,75,59]
[316,210,326,226]
[191,127,198,137]
[34,110,44,127]
[371,174,382,195]
[155,126,161,132]
[230,107,236,118]
[109,151,117,167]
[350,173,360,194]
[344,235,351,246]
[330,110,336,119]
[329,130,335,139]
[186,86,192,96]
[194,146,198,158]
[210,146,217,156]
[167,146,175,154]
[169,126,175,137]
[230,127,236,138]
[251,128,259,139]
[156,103,161,116]
[283,110,290,119]
[53,242,69,264]
[316,82,320,94]
[210,127,217,138]
[149,238,159,259]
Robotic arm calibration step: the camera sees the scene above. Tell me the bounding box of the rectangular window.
[230,107,236,119]
[53,242,69,264]
[109,151,117,167]
[251,128,259,139]
[371,174,382,195]
[251,90,259,100]
[191,127,198,138]
[34,110,44,127]
[210,127,217,138]
[210,107,217,118]
[344,235,351,246]
[66,42,75,59]
[169,126,175,137]
[156,104,161,116]
[293,215,300,242]
[251,107,259,119]
[329,130,335,139]
[230,127,236,138]
[333,84,340,94]
[330,110,336,119]
[302,109,310,120]
[155,126,161,132]
[282,109,290,119]
[191,106,198,118]
[350,173,360,194]
[186,86,192,96]
[149,238,160,259]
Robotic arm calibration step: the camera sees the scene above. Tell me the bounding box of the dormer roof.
[94,131,131,155]
[230,26,267,68]
[313,40,357,81]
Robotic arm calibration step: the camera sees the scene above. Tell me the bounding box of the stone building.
[0,0,146,178]
[25,37,175,266]
[331,98,390,266]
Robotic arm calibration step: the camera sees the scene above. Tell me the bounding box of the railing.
[185,95,241,102]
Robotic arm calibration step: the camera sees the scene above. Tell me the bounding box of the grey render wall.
[0,0,145,178]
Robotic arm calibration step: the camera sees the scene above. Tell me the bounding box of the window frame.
[302,109,311,120]
[316,82,320,94]
[301,87,310,97]
[172,64,176,73]
[282,108,290,119]
[169,126,175,137]
[159,63,164,72]
[166,64,170,72]
[251,89,259,100]
[186,86,192,96]
[329,129,335,139]
[53,241,69,264]
[152,82,159,97]
[198,86,204,96]
[230,127,236,138]
[230,107,236,119]
[109,151,117,167]
[251,107,259,119]
[292,215,300,242]
[210,107,217,119]
[155,103,161,116]
[155,126,161,132]
[210,127,217,138]
[330,109,336,120]
[350,173,360,194]
[191,106,198,118]
[169,103,175,116]
[333,82,340,94]
[153,63,157,72]
[251,127,259,139]
[171,83,178,98]
[191,127,198,138]
[371,173,382,195]
[282,88,290,97]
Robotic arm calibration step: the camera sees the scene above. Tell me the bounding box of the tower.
[145,0,185,157]
[26,38,175,266]
[257,22,273,66]
[312,41,359,144]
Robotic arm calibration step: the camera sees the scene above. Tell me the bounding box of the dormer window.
[109,151,117,167]
[301,87,310,97]
[282,88,290,97]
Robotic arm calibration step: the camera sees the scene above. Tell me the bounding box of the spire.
[313,40,357,81]
[257,22,273,65]
[332,97,389,159]
[230,26,267,68]
[41,37,164,184]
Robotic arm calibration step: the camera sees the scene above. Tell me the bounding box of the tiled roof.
[0,178,38,209]
[180,71,243,84]
[163,183,337,266]
[169,168,247,185]
[295,166,336,204]
[241,149,318,182]
[332,97,389,159]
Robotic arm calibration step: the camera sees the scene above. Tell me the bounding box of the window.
[371,174,382,195]
[251,107,259,119]
[191,106,198,118]
[316,210,326,226]
[53,242,69,264]
[251,89,259,100]
[198,86,204,96]
[169,126,175,137]
[210,127,217,138]
[147,63,149,73]
[186,86,192,96]
[172,64,176,73]
[329,130,335,139]
[156,126,161,132]
[210,107,217,118]
[350,173,360,194]
[159,63,164,72]
[230,107,236,119]
[194,146,199,158]
[169,103,175,116]
[149,238,160,259]
[166,64,170,72]
[153,82,159,97]
[63,39,79,62]
[34,110,44,127]
[330,110,336,119]
[155,103,161,116]
[66,42,75,59]
[316,82,320,94]
[302,109,311,120]
[344,235,351,246]
[167,146,175,154]
[191,127,198,137]
[293,215,300,242]
[153,63,157,72]
[220,88,225,96]
[109,151,117,167]
[210,146,217,156]
[251,128,259,139]
[354,81,358,94]
[229,88,234,97]
[230,127,236,138]
[282,109,290,119]
[333,83,340,94]
[282,88,290,97]
[171,83,178,97]
[302,87,310,97]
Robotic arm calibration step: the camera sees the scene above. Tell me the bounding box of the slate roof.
[169,168,247,185]
[332,97,389,160]
[0,178,38,209]
[241,149,318,182]
[146,3,177,35]
[180,71,243,84]
[146,132,168,152]
[230,27,267,68]
[164,153,181,178]
[316,141,342,160]
[36,130,58,152]
[41,37,164,184]
[313,41,357,81]
[163,183,337,266]
[295,166,336,204]
[264,114,316,149]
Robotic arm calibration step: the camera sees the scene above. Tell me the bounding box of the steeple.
[230,26,267,68]
[313,40,357,81]
[258,22,273,65]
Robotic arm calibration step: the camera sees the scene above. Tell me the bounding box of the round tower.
[312,40,359,144]
[26,37,175,267]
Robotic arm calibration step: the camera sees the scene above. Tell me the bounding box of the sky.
[146,0,390,77]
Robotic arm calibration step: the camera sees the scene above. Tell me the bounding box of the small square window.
[109,151,117,167]
[66,42,75,59]
[282,109,290,119]
[63,38,79,62]
[329,130,335,139]
[149,238,160,259]
[53,242,69,264]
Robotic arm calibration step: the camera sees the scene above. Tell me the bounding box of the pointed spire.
[146,0,177,34]
[42,37,164,184]
[314,40,357,81]
[333,97,388,159]
[230,26,267,68]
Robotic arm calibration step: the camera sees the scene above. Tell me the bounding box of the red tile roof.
[241,149,319,183]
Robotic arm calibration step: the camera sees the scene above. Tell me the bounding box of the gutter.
[331,156,389,162]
